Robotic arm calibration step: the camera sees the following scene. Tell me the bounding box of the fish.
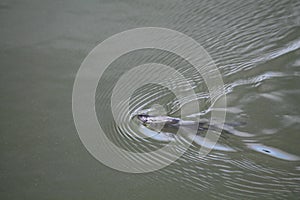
[133,114,226,134]
[132,114,238,151]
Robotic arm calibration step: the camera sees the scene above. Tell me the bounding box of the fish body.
[134,114,214,133]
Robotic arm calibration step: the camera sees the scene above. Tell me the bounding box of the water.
[1,0,300,199]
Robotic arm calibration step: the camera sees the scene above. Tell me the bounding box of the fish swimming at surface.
[133,114,228,134]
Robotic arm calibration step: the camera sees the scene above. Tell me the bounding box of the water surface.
[1,0,300,199]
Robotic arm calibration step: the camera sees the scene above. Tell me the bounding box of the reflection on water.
[247,143,300,161]
[1,0,300,199]
[94,0,300,199]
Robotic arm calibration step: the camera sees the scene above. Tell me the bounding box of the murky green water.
[1,0,300,199]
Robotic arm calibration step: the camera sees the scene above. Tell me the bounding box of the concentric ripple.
[93,0,300,198]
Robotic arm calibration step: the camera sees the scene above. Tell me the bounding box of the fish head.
[135,114,151,124]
